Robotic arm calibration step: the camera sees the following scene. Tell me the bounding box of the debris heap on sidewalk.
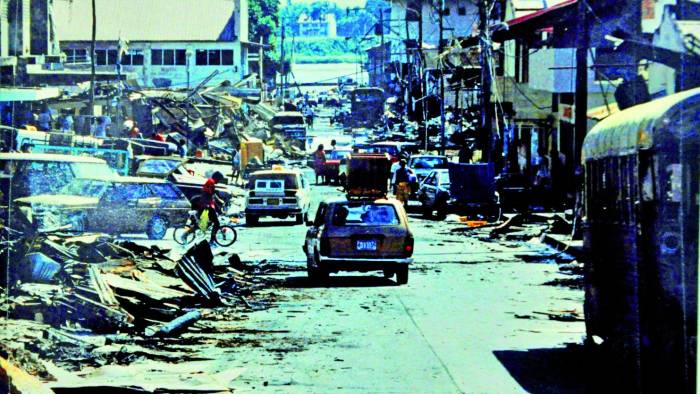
[0,229,267,392]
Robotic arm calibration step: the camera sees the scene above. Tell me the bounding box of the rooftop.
[53,0,239,42]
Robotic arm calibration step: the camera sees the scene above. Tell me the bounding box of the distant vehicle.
[0,153,115,203]
[268,111,307,144]
[354,141,417,163]
[416,169,451,218]
[417,164,501,221]
[407,154,448,183]
[349,87,384,128]
[303,197,413,284]
[133,155,234,205]
[15,176,189,239]
[244,167,311,226]
[581,87,700,391]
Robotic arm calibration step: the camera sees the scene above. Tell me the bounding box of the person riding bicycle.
[186,171,226,245]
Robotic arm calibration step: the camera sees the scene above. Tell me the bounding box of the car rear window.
[60,178,109,197]
[332,203,399,226]
[411,157,448,169]
[248,173,299,189]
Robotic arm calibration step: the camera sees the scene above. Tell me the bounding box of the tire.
[173,226,195,245]
[246,214,258,226]
[421,202,432,218]
[395,265,409,285]
[146,215,168,240]
[295,213,304,225]
[383,268,394,279]
[215,225,237,247]
[435,200,448,220]
[308,251,328,281]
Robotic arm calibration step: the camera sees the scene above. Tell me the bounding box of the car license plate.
[267,198,279,205]
[356,239,377,251]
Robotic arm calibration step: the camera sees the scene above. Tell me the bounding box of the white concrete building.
[53,0,249,88]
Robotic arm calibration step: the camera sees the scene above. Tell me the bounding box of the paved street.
[128,175,586,393]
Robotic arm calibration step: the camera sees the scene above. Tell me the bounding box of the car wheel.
[383,268,394,279]
[421,202,432,218]
[146,215,168,240]
[309,250,329,281]
[246,214,258,226]
[395,265,409,285]
[295,213,304,224]
[435,200,448,220]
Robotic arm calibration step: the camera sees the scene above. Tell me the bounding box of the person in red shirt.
[183,171,225,244]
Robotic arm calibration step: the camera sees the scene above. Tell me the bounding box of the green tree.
[249,0,281,79]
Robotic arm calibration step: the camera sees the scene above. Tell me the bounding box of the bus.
[581,87,699,392]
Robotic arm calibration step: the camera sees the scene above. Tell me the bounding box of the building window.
[94,49,118,65]
[64,48,89,63]
[208,49,221,65]
[151,49,187,66]
[443,6,451,16]
[458,5,467,15]
[222,49,233,65]
[195,49,234,66]
[121,52,144,66]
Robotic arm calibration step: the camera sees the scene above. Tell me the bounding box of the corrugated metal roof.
[53,0,238,42]
[582,87,700,161]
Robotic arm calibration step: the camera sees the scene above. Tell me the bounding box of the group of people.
[312,140,341,185]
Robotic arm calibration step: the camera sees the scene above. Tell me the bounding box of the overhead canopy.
[0,87,62,102]
[492,0,578,42]
[582,87,700,160]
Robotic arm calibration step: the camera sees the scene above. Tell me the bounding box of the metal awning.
[492,0,578,42]
[587,102,620,121]
[0,87,62,102]
[582,87,700,160]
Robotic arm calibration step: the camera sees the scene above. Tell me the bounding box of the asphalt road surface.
[128,109,587,393]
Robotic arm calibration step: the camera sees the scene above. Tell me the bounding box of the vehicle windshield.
[137,159,181,175]
[332,203,399,226]
[248,173,299,189]
[410,157,448,169]
[60,178,109,197]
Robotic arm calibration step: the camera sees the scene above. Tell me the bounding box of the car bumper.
[246,207,302,215]
[318,256,413,271]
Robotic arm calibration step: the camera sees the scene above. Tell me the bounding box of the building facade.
[53,0,249,88]
[297,13,336,38]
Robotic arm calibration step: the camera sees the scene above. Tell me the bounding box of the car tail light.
[320,238,330,256]
[249,198,264,204]
[283,197,297,204]
[249,191,256,197]
[404,236,414,257]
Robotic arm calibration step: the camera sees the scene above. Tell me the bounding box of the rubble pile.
[0,229,270,390]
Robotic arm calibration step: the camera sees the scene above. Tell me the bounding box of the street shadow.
[248,220,302,228]
[282,274,398,288]
[493,346,588,394]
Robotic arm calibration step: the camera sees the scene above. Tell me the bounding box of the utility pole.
[89,0,96,116]
[438,0,446,155]
[259,37,265,101]
[379,8,385,88]
[404,6,411,118]
[280,22,285,106]
[574,0,589,168]
[418,1,427,151]
[479,0,493,162]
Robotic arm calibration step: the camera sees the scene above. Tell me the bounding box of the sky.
[284,0,368,8]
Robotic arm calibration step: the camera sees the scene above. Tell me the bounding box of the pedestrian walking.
[231,146,241,185]
[313,144,326,185]
[392,159,414,206]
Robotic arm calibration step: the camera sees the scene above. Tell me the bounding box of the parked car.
[416,169,451,218]
[245,167,311,226]
[268,111,307,144]
[303,197,413,284]
[417,164,501,221]
[407,154,448,183]
[0,153,115,204]
[14,176,189,239]
[133,155,234,206]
